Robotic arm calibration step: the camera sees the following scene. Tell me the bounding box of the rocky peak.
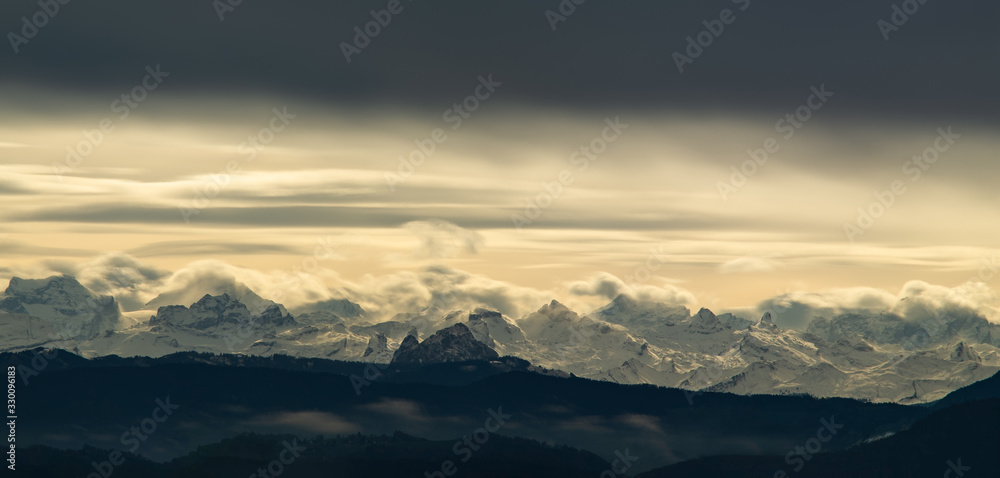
[397,334,419,352]
[950,341,982,363]
[150,293,294,331]
[390,323,499,364]
[544,299,570,313]
[363,333,389,359]
[469,308,503,321]
[258,303,296,327]
[752,311,778,331]
[605,294,638,312]
[534,300,578,322]
[689,308,723,332]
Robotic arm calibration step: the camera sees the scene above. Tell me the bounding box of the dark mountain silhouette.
[3,349,962,472]
[19,400,999,478]
[391,323,499,364]
[19,432,613,478]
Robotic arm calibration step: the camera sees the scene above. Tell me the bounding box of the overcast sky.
[2,0,998,325]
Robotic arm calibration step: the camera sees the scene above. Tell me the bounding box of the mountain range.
[3,274,1000,404]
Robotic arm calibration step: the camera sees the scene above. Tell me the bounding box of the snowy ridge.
[0,275,122,345]
[1,275,998,404]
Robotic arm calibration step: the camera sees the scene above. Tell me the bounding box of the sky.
[1,0,999,326]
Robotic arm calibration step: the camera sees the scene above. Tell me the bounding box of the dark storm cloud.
[2,0,998,119]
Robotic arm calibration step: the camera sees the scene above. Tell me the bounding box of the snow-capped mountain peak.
[145,280,283,317]
[751,311,778,331]
[0,275,122,340]
[951,341,982,363]
[596,294,689,329]
[149,293,295,333]
[292,297,365,319]
[466,307,528,356]
[688,307,725,333]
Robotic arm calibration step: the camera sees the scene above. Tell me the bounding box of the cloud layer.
[754,280,1000,330]
[3,251,998,332]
